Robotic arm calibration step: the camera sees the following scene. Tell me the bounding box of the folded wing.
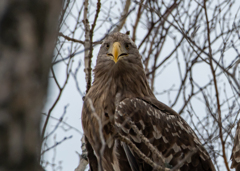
[114,97,216,171]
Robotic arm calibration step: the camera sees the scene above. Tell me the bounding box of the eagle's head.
[96,32,142,66]
[92,32,153,100]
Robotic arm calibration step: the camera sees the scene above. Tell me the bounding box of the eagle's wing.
[122,142,139,171]
[114,97,216,171]
[231,119,240,170]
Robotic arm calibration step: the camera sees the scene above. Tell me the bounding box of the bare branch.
[112,0,131,32]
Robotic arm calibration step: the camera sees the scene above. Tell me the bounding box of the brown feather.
[115,98,216,171]
[81,32,216,171]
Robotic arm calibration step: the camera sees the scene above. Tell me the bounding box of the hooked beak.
[107,42,128,63]
[112,42,121,63]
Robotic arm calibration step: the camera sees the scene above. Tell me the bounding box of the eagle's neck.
[90,60,154,109]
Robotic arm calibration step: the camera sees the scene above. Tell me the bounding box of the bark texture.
[0,0,61,170]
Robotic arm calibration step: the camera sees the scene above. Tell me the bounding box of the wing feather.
[114,97,216,171]
[122,142,139,171]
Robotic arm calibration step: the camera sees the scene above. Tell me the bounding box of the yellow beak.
[112,42,121,63]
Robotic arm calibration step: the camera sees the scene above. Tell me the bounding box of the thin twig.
[43,104,69,140]
[59,32,84,44]
[41,135,73,155]
[41,113,82,134]
[41,58,72,147]
[203,1,230,171]
[170,148,197,171]
[86,96,105,171]
[112,0,131,32]
[130,121,165,164]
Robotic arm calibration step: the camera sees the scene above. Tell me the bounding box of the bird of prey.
[231,119,240,170]
[81,32,216,171]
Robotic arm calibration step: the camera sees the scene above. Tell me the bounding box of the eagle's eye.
[125,43,130,49]
[105,43,110,48]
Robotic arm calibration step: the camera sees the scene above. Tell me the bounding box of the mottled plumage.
[81,32,216,171]
[231,120,240,170]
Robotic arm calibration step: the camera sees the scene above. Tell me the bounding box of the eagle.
[231,119,240,170]
[81,32,216,171]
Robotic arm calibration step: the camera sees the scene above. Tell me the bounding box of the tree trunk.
[0,0,61,170]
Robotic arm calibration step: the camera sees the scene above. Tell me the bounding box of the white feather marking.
[172,143,181,153]
[168,115,175,119]
[117,110,123,116]
[115,122,122,128]
[115,93,121,107]
[154,111,160,119]
[121,126,130,133]
[199,148,208,157]
[153,125,162,139]
[153,131,162,139]
[234,144,240,152]
[130,133,141,143]
[107,136,114,148]
[167,115,175,120]
[139,120,145,130]
[115,121,130,134]
[142,101,147,106]
[153,125,159,132]
[165,128,169,132]
[193,138,201,145]
[177,121,188,132]
[147,111,151,116]
[166,116,170,120]
[236,157,240,163]
[165,154,173,163]
[199,149,208,158]
[162,136,169,143]
[178,119,183,124]
[149,107,153,113]
[172,132,180,137]
[181,144,188,149]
